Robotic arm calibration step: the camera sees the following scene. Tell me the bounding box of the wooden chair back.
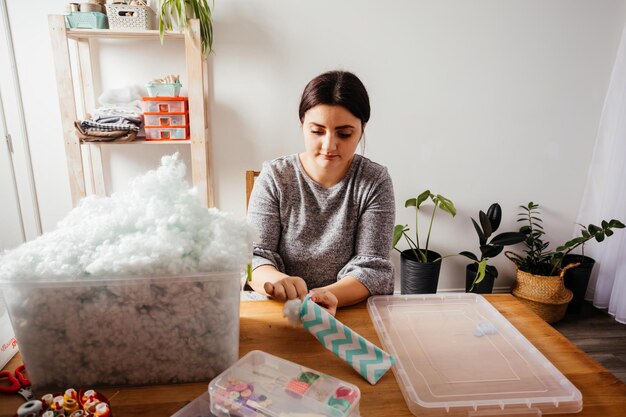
[245,170,260,211]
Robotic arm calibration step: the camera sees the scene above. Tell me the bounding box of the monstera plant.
[392,190,456,294]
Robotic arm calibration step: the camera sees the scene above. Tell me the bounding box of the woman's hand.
[309,289,338,316]
[264,276,308,301]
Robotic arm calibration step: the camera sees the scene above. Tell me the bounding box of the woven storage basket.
[510,262,578,324]
[105,3,155,30]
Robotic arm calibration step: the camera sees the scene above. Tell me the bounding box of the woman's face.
[301,104,363,174]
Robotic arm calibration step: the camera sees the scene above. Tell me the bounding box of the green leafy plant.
[158,0,214,55]
[506,202,625,276]
[460,203,525,291]
[392,190,456,263]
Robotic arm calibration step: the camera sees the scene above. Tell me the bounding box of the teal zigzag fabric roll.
[298,295,395,385]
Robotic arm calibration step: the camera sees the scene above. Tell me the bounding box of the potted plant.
[460,203,525,294]
[505,202,624,323]
[392,190,456,294]
[158,0,214,55]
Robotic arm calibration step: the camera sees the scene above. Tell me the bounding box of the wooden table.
[1,294,625,416]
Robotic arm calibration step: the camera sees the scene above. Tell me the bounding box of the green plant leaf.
[606,229,614,236]
[460,251,478,261]
[405,198,417,208]
[392,224,408,249]
[479,210,493,239]
[490,232,526,246]
[472,218,487,246]
[416,190,431,208]
[487,203,502,231]
[435,194,456,216]
[609,219,625,228]
[588,224,601,235]
[486,264,498,278]
[480,245,503,258]
[595,231,605,242]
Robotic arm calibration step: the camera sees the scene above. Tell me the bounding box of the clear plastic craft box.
[0,272,241,392]
[209,350,361,417]
[367,294,583,417]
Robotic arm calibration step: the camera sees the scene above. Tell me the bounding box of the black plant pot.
[561,254,596,314]
[400,250,441,294]
[465,263,496,294]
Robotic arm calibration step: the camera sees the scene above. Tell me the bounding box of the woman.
[247,70,395,315]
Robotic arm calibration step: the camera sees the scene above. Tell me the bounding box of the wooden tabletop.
[1,294,625,416]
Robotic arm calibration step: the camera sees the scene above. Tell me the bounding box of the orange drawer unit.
[142,97,190,140]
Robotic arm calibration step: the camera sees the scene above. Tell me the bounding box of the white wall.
[2,0,626,291]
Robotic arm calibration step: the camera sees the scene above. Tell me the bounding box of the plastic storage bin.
[146,82,182,97]
[65,12,109,29]
[209,350,361,417]
[367,294,583,417]
[144,113,188,127]
[105,4,155,30]
[142,97,188,114]
[0,272,241,392]
[145,126,189,140]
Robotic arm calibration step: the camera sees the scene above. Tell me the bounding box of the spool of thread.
[17,400,43,417]
[64,388,78,402]
[69,411,85,417]
[52,396,64,410]
[42,411,55,417]
[64,398,79,414]
[94,403,110,417]
[41,393,54,408]
[81,390,96,404]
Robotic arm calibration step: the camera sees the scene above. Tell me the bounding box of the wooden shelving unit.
[48,15,213,207]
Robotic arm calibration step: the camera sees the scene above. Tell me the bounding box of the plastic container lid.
[367,294,583,416]
[209,350,361,417]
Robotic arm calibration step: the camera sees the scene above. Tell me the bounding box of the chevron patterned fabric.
[300,295,395,384]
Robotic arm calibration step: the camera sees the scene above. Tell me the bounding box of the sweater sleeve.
[337,169,395,295]
[246,165,286,273]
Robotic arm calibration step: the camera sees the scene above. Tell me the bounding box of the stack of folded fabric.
[75,105,143,142]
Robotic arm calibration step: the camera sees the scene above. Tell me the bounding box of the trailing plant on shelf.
[506,202,624,276]
[460,203,525,292]
[392,190,456,263]
[158,0,214,55]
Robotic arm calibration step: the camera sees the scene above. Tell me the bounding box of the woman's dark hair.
[298,71,370,127]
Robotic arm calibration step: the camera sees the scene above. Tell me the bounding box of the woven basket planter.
[511,263,578,324]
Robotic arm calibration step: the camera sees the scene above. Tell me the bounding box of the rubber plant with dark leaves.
[460,203,526,291]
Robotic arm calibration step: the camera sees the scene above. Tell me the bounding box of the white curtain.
[576,25,626,324]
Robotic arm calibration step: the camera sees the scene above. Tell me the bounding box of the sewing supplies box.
[0,272,241,392]
[367,293,583,417]
[142,97,190,140]
[209,350,361,417]
[65,11,109,29]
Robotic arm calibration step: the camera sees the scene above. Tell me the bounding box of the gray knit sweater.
[247,154,395,295]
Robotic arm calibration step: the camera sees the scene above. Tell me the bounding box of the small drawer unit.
[144,126,189,140]
[144,113,188,127]
[142,97,188,114]
[142,96,190,141]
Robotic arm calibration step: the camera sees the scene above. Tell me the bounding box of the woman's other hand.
[264,276,308,301]
[309,289,338,316]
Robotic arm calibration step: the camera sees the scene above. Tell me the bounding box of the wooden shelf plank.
[81,139,191,145]
[66,27,184,40]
